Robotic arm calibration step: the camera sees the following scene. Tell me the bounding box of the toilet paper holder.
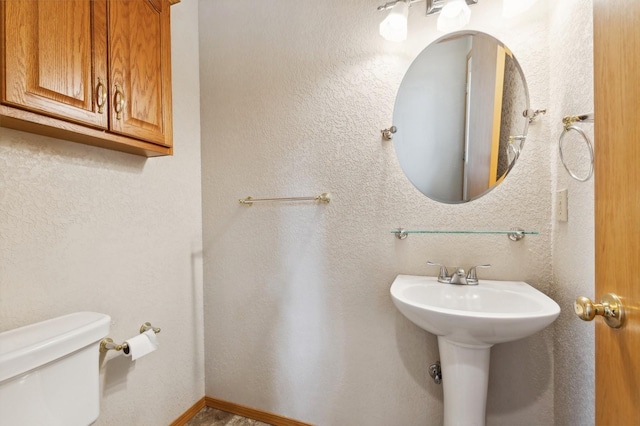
[100,322,161,353]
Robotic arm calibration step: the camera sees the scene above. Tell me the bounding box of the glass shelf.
[391,228,539,241]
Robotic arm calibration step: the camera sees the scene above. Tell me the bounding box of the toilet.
[0,312,111,425]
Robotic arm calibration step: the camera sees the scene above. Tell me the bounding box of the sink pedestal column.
[438,337,492,426]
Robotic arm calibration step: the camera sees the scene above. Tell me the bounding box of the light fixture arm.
[377,0,424,12]
[377,0,479,41]
[377,0,478,16]
[427,0,478,16]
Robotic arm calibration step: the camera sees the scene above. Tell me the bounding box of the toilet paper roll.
[123,329,159,360]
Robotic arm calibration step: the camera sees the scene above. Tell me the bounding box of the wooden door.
[108,0,173,147]
[1,0,108,129]
[593,0,640,424]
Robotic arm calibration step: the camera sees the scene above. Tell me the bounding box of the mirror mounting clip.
[524,108,547,123]
[381,126,397,140]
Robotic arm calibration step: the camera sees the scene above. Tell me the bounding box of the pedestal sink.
[390,275,560,426]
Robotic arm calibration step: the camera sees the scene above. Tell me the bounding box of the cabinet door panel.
[108,0,172,147]
[2,0,108,129]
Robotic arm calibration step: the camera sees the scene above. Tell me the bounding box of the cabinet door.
[1,0,108,129]
[108,0,173,147]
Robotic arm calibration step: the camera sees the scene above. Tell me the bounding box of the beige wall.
[550,0,595,424]
[198,0,579,424]
[0,1,204,424]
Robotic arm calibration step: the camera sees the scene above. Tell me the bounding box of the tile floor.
[185,406,272,426]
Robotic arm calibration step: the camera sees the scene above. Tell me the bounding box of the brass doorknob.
[574,293,625,328]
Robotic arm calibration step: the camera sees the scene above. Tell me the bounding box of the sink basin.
[390,275,560,426]
[390,274,560,346]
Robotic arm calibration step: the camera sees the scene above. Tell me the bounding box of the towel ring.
[559,125,594,182]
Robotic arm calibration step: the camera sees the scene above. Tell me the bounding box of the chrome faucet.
[449,268,468,285]
[427,261,491,285]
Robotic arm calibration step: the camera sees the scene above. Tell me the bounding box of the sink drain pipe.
[429,361,442,384]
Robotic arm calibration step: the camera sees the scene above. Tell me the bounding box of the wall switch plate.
[557,189,568,222]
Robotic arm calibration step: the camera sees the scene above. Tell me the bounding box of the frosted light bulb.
[380,0,409,42]
[437,0,471,32]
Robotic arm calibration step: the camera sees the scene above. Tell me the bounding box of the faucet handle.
[427,261,450,283]
[466,264,491,284]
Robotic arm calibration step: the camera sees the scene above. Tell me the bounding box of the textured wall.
[199,0,560,424]
[549,0,595,424]
[0,0,204,424]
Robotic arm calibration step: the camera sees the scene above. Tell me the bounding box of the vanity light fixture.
[377,0,478,40]
[436,0,472,32]
[378,0,410,42]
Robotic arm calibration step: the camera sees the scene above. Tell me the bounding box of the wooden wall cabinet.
[0,0,179,157]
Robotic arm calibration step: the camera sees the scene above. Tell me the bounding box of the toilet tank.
[0,312,111,426]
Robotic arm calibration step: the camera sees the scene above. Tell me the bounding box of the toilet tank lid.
[0,312,111,383]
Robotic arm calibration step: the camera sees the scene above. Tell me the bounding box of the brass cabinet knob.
[574,293,625,329]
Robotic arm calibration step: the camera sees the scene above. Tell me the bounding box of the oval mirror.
[393,31,530,204]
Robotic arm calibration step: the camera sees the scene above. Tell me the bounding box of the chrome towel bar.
[239,193,331,205]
